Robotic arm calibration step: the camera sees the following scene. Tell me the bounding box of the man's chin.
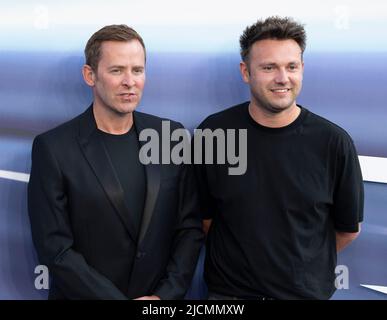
[266,103,294,114]
[254,96,295,114]
[113,105,138,115]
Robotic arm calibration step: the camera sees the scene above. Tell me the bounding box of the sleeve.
[192,120,218,220]
[28,136,128,299]
[151,121,205,299]
[152,163,205,299]
[331,135,364,233]
[194,164,216,220]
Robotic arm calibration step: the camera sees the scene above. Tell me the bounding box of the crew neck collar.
[245,102,308,134]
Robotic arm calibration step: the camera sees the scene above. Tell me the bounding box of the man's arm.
[152,164,205,300]
[28,136,127,299]
[332,136,364,254]
[336,224,361,252]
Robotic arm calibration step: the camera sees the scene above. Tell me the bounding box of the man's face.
[84,40,146,115]
[240,39,304,114]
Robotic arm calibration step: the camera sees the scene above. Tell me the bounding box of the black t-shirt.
[195,102,364,299]
[98,125,146,241]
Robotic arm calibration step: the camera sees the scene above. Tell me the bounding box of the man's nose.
[274,68,289,84]
[122,72,136,87]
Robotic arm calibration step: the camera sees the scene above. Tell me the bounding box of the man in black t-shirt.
[195,16,363,300]
[28,25,204,300]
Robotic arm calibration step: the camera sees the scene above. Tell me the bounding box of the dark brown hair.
[84,24,146,70]
[240,16,306,63]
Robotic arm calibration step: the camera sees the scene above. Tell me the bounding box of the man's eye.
[263,66,273,71]
[289,65,298,71]
[111,69,121,74]
[133,68,144,74]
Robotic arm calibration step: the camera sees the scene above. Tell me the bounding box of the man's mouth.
[270,88,290,93]
[117,93,138,103]
[118,93,137,100]
[118,93,136,96]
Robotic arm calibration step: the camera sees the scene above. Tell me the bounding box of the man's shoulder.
[134,110,183,131]
[304,107,355,144]
[308,110,350,138]
[34,110,85,145]
[197,101,249,129]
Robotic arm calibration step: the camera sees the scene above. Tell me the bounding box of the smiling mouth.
[270,88,290,93]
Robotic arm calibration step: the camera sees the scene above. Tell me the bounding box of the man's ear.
[240,61,250,83]
[82,64,96,87]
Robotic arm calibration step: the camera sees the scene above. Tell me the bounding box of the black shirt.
[98,125,146,241]
[195,102,364,299]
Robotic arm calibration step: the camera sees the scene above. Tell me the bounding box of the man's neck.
[93,104,133,135]
[248,102,301,128]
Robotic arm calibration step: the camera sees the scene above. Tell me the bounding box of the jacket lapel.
[77,106,138,243]
[134,112,161,245]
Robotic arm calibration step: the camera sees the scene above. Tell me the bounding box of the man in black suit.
[28,24,204,300]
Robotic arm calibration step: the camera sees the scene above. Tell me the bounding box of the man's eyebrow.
[108,65,125,69]
[108,65,145,70]
[258,61,301,66]
[258,62,276,66]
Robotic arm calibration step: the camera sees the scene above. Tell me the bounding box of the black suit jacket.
[28,106,204,299]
